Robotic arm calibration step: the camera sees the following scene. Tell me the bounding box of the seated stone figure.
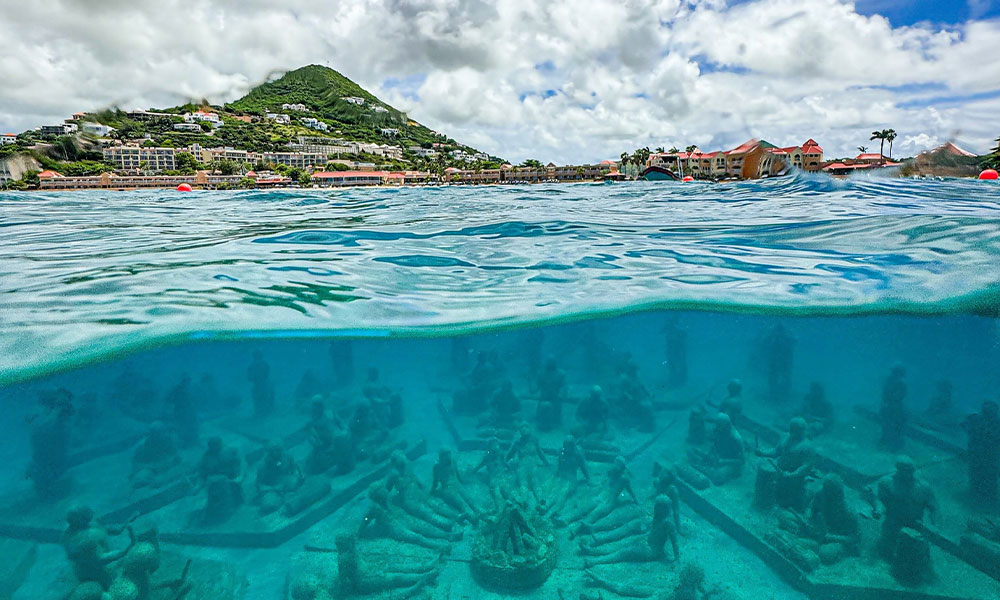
[334,532,439,598]
[545,435,592,517]
[584,562,710,600]
[582,494,680,567]
[130,422,182,490]
[453,350,503,416]
[801,381,833,437]
[489,380,521,429]
[358,483,459,552]
[754,417,815,512]
[652,462,682,534]
[687,413,745,485]
[719,379,743,422]
[254,444,304,515]
[535,357,566,431]
[576,385,610,440]
[802,474,860,564]
[106,524,191,600]
[385,450,461,528]
[28,388,74,501]
[62,505,134,589]
[431,448,482,520]
[195,437,244,525]
[305,402,355,476]
[567,456,639,525]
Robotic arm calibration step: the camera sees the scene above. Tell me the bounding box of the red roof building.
[38,170,64,178]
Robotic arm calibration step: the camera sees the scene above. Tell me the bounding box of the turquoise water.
[1,174,999,599]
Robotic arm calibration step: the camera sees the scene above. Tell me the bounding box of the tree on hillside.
[886,129,897,159]
[983,136,1000,169]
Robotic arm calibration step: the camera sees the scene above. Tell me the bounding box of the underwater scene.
[1,175,1000,600]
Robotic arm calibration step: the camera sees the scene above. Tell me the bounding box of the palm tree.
[885,129,897,159]
[685,145,698,154]
[668,146,679,154]
[870,130,889,164]
[620,152,630,166]
[655,147,665,153]
[857,146,868,154]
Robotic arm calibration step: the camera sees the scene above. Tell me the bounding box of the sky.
[0,0,998,164]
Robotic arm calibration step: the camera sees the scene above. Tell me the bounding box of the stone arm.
[579,453,591,483]
[533,439,551,466]
[452,461,464,485]
[670,488,681,532]
[620,477,639,505]
[98,529,136,565]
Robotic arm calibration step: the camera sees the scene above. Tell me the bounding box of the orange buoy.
[980,169,998,180]
[682,176,694,182]
[176,183,193,191]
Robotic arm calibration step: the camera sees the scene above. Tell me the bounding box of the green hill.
[224,64,469,150]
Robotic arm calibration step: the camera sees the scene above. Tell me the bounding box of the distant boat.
[640,165,680,181]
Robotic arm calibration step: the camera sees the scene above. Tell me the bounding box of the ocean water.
[1,174,999,600]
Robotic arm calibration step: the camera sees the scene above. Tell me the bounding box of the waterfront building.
[311,170,386,186]
[256,152,326,168]
[37,171,245,190]
[0,133,16,146]
[102,145,177,172]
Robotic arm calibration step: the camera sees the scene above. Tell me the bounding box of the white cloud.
[0,0,997,163]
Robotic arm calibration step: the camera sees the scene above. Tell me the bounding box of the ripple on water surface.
[1,173,1000,381]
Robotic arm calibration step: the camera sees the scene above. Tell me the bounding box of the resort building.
[78,122,113,137]
[311,170,387,187]
[183,111,222,128]
[102,145,177,172]
[37,171,245,190]
[265,113,291,124]
[256,152,326,168]
[173,123,203,132]
[380,128,400,137]
[373,106,389,113]
[408,147,438,158]
[343,97,365,105]
[801,139,823,170]
[647,138,824,179]
[282,103,308,111]
[300,118,329,132]
[194,146,253,164]
[0,133,16,145]
[40,123,77,136]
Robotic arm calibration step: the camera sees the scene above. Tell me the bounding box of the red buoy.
[176,183,193,191]
[980,169,999,180]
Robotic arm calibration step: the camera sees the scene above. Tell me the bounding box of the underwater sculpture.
[62,505,135,589]
[754,417,815,512]
[581,494,680,567]
[775,473,860,567]
[719,379,743,422]
[362,367,403,430]
[194,437,244,525]
[963,400,1000,504]
[800,381,833,437]
[253,443,304,516]
[110,367,160,422]
[662,318,688,388]
[919,380,956,431]
[613,355,656,433]
[473,436,508,508]
[130,423,182,490]
[651,462,681,534]
[28,387,74,500]
[430,448,482,520]
[576,385,610,440]
[585,562,712,600]
[246,350,276,417]
[385,450,462,529]
[165,375,199,446]
[294,369,325,411]
[879,364,908,451]
[330,532,438,599]
[107,524,191,600]
[453,350,503,416]
[568,456,639,525]
[869,456,938,585]
[536,357,567,431]
[489,380,521,429]
[545,435,591,518]
[328,340,355,387]
[504,422,550,497]
[470,493,557,591]
[961,517,1000,575]
[305,399,355,476]
[763,324,794,404]
[687,413,745,485]
[358,483,457,552]
[686,404,707,445]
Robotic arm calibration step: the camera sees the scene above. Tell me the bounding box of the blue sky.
[0,0,998,163]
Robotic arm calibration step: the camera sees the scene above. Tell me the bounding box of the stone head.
[66,504,94,529]
[789,417,807,439]
[727,379,743,397]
